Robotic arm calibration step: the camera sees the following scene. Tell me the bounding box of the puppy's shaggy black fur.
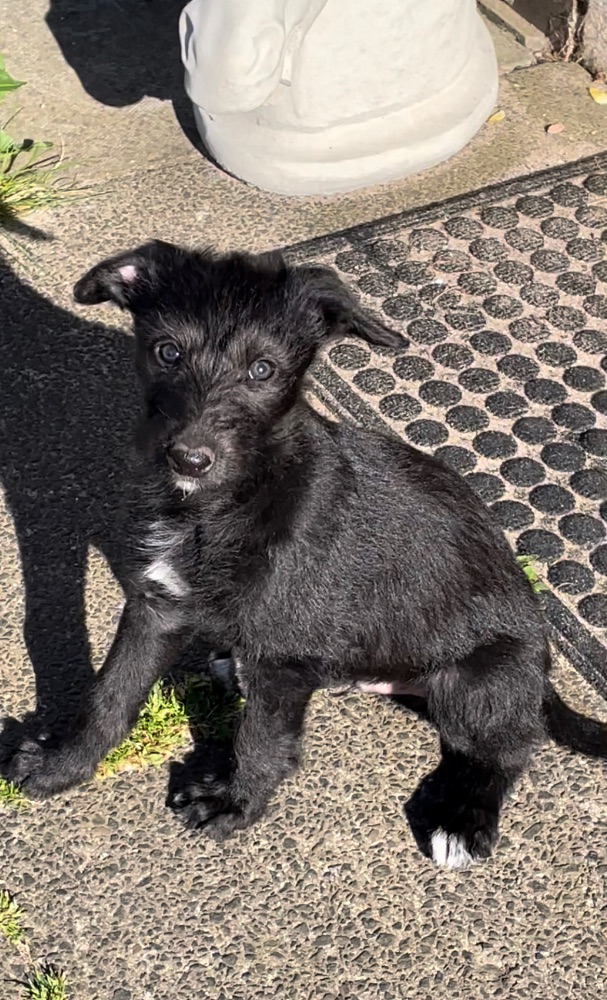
[4,241,606,866]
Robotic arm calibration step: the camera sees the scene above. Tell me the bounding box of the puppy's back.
[249,412,542,671]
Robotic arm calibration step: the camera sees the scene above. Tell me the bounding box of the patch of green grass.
[97,680,190,780]
[0,54,80,232]
[0,777,27,810]
[97,675,244,780]
[21,966,68,1000]
[0,889,25,944]
[0,140,76,223]
[0,891,68,998]
[0,55,23,99]
[179,673,245,742]
[517,554,547,595]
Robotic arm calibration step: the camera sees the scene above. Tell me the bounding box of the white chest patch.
[141,521,190,599]
[143,557,189,598]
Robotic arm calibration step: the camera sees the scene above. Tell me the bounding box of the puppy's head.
[74,240,405,491]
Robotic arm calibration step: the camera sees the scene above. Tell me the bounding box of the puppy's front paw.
[169,779,262,841]
[1,735,95,799]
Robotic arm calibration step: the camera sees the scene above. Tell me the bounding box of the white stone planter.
[179,0,498,196]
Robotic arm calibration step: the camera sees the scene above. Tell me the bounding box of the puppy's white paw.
[430,828,476,869]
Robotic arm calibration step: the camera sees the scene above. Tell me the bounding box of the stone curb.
[479,0,549,53]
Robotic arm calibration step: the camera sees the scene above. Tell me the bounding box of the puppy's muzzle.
[167,444,215,478]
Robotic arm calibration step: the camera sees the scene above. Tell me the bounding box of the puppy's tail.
[543,677,607,759]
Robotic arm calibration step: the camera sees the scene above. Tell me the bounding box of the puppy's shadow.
[0,251,137,733]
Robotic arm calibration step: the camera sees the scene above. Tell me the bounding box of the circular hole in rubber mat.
[307,155,607,690]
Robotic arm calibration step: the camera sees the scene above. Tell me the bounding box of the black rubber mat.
[288,152,607,697]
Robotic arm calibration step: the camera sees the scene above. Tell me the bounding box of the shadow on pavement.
[45,0,203,151]
[0,250,137,721]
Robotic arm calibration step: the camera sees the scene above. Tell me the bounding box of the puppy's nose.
[167,444,215,477]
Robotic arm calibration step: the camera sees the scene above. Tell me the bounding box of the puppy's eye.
[248,359,274,381]
[155,342,181,366]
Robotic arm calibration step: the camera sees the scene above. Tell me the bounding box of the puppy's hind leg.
[404,637,545,867]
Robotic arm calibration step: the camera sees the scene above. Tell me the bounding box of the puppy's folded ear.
[73,240,182,310]
[296,264,407,350]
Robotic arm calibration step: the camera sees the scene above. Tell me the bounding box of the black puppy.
[4,240,606,867]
